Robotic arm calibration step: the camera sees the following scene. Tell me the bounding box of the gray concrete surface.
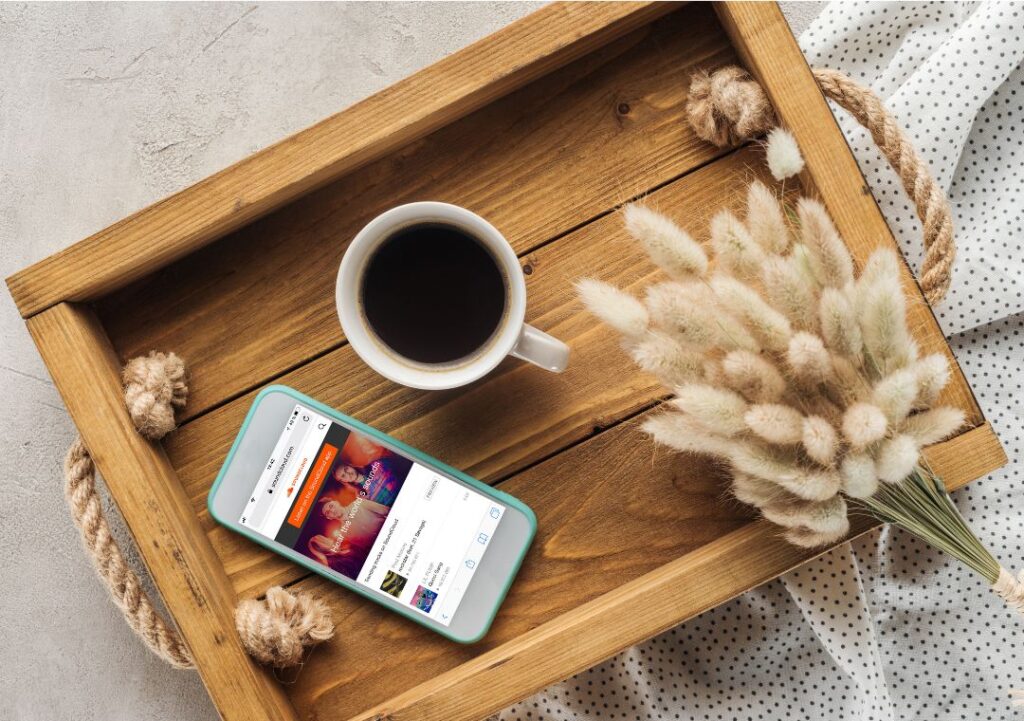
[0,3,820,719]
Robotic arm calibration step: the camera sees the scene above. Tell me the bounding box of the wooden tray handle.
[687,65,955,306]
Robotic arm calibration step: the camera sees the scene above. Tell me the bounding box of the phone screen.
[239,403,505,625]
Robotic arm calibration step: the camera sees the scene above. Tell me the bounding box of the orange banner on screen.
[287,443,337,528]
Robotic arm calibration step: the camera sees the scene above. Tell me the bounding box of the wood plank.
[6,2,679,320]
[26,304,298,721]
[286,418,1003,721]
[94,3,733,422]
[715,1,982,426]
[165,148,780,597]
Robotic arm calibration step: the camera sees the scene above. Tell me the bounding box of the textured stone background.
[0,4,820,719]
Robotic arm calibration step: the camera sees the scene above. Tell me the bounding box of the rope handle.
[63,352,334,669]
[686,66,955,306]
[65,436,195,668]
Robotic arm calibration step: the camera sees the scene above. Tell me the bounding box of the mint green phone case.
[207,384,536,643]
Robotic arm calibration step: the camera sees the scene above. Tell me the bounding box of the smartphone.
[208,385,536,643]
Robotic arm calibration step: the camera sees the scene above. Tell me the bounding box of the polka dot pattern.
[500,4,1024,719]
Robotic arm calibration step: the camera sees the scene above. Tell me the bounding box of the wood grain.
[6,2,679,320]
[25,304,298,721]
[94,3,734,422]
[715,1,982,426]
[166,148,784,597]
[285,418,1003,721]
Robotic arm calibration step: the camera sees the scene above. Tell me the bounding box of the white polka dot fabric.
[499,3,1024,719]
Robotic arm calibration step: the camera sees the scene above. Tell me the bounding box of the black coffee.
[360,223,507,364]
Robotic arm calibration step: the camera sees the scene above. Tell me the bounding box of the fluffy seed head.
[627,332,705,387]
[646,282,757,352]
[623,204,708,279]
[840,453,878,498]
[842,403,888,448]
[710,211,765,282]
[744,403,804,444]
[860,291,915,374]
[900,406,965,446]
[729,445,840,501]
[872,368,919,425]
[787,332,832,385]
[826,354,870,407]
[672,384,749,436]
[818,286,863,358]
[763,255,818,331]
[875,434,920,483]
[859,247,901,289]
[761,495,849,537]
[746,181,790,254]
[642,413,748,460]
[797,198,854,289]
[644,282,716,348]
[802,416,838,466]
[732,472,796,507]
[765,127,804,181]
[578,279,648,338]
[912,353,952,406]
[720,350,786,403]
[858,249,915,374]
[794,469,843,502]
[784,523,848,548]
[711,275,792,352]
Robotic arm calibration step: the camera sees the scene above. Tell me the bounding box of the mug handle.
[511,324,570,373]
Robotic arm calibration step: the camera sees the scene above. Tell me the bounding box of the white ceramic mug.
[336,201,570,390]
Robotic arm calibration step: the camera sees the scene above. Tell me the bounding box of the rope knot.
[122,351,187,440]
[686,66,775,147]
[993,567,1024,617]
[235,586,335,667]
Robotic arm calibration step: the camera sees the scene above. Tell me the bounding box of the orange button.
[287,443,337,528]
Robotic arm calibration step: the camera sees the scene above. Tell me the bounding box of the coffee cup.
[336,202,570,390]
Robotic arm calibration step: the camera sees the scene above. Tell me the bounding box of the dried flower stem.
[854,466,1000,584]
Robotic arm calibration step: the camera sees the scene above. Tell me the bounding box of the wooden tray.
[8,3,1006,720]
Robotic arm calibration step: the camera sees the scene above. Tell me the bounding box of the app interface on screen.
[240,404,505,625]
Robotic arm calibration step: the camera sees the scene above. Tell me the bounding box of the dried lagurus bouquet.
[579,130,1024,615]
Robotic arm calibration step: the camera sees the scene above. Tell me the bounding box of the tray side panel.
[26,303,298,721]
[6,2,677,320]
